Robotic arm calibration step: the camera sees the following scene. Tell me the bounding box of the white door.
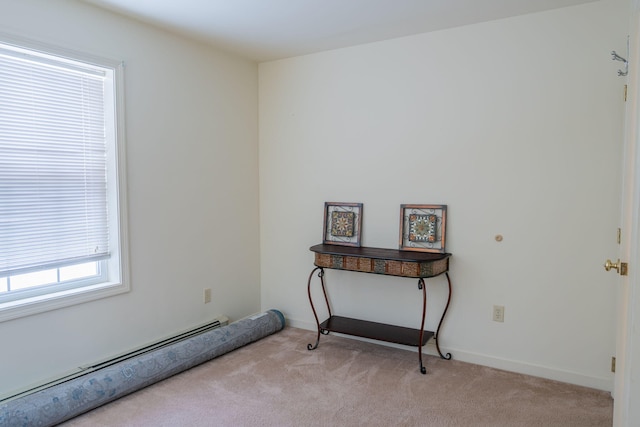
[613,7,640,426]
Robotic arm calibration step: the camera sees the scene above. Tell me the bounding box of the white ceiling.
[82,0,597,62]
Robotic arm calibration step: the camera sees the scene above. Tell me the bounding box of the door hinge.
[612,356,616,373]
[624,84,628,102]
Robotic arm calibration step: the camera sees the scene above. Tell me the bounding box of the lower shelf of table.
[319,315,434,347]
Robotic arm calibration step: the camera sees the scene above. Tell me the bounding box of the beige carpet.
[61,327,612,427]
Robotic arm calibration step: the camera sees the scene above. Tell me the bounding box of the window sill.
[0,281,130,323]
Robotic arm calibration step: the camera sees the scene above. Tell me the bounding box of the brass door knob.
[604,259,620,273]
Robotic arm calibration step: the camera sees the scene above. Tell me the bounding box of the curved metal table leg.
[307,267,330,350]
[418,278,427,374]
[434,272,452,360]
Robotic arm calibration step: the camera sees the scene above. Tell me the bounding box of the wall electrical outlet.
[493,305,505,322]
[204,288,212,304]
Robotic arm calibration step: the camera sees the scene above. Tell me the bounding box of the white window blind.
[0,43,111,277]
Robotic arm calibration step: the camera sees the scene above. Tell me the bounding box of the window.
[0,36,129,321]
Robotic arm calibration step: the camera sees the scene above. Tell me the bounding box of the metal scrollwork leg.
[418,278,427,374]
[307,334,321,351]
[307,267,330,351]
[434,272,452,360]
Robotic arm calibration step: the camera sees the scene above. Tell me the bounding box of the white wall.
[259,0,628,390]
[0,0,260,395]
[0,0,629,399]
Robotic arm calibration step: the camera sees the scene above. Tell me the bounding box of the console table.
[307,244,452,374]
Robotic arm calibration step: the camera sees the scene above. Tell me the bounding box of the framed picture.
[399,204,447,253]
[323,202,363,247]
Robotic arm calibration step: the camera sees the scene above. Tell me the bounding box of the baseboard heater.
[0,309,286,427]
[2,315,230,403]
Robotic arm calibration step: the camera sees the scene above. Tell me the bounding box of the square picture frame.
[399,204,447,253]
[323,202,363,247]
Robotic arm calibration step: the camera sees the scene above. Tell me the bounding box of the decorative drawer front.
[315,253,332,268]
[331,255,344,269]
[345,256,359,271]
[357,258,373,272]
[401,262,419,277]
[386,260,402,276]
[419,258,448,277]
[315,253,448,278]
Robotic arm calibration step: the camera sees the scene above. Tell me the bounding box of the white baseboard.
[287,317,613,392]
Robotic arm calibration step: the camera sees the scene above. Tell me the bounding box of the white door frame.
[613,4,640,426]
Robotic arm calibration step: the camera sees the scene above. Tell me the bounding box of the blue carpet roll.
[0,309,286,427]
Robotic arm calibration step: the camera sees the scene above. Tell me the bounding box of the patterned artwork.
[400,204,447,253]
[408,214,437,242]
[323,202,363,247]
[331,211,355,237]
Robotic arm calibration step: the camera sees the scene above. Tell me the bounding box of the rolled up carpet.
[0,309,286,427]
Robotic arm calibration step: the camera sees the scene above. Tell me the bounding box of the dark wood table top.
[310,244,451,262]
